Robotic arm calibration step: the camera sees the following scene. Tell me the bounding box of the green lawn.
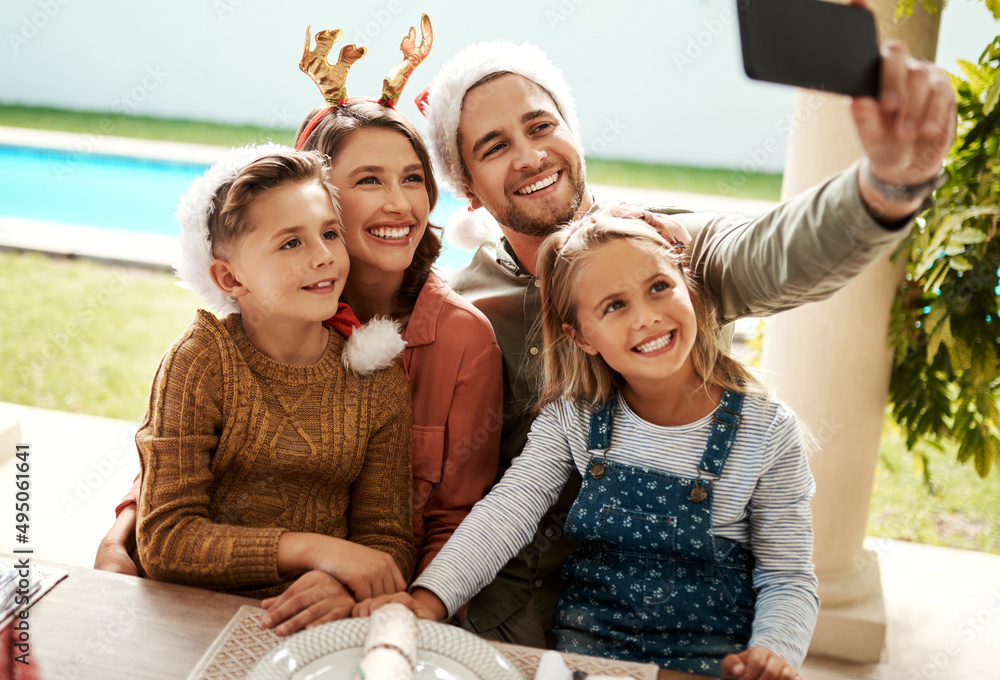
[0,104,783,200]
[869,419,1000,554]
[1,252,202,422]
[1,248,997,554]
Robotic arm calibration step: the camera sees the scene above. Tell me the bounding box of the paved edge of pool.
[0,216,177,270]
[0,126,229,164]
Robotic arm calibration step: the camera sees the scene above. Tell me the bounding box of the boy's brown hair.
[207,150,338,259]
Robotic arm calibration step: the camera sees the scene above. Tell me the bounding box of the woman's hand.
[278,534,407,601]
[260,570,356,636]
[352,588,447,621]
[721,647,800,680]
[93,505,138,576]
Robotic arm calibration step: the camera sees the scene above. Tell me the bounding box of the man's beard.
[491,165,587,238]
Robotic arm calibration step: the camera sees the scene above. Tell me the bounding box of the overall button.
[529,347,539,356]
[533,279,541,288]
[544,528,556,538]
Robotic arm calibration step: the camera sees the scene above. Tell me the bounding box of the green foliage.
[895,0,940,20]
[888,26,1000,478]
[870,415,1000,554]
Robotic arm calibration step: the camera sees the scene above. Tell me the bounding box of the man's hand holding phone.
[737,0,956,222]
[851,26,956,220]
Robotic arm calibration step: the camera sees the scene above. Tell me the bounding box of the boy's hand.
[312,538,407,600]
[721,647,800,680]
[278,534,407,601]
[352,588,446,621]
[260,570,356,636]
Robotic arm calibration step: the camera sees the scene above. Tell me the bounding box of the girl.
[375,215,819,679]
[134,146,415,600]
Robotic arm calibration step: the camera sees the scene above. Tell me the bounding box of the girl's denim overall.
[553,390,756,675]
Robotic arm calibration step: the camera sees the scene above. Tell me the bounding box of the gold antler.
[380,14,433,107]
[299,24,367,106]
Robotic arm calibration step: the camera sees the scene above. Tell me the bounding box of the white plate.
[247,617,526,680]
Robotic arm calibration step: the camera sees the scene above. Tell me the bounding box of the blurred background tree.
[889,0,1000,478]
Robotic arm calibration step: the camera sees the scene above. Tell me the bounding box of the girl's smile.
[633,329,677,355]
[569,239,698,392]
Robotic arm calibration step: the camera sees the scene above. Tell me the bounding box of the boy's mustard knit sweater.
[135,310,415,598]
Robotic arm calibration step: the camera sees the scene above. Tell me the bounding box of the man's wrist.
[861,159,944,213]
[856,162,938,228]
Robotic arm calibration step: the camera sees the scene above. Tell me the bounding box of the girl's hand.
[721,647,800,680]
[260,570,356,636]
[352,588,447,621]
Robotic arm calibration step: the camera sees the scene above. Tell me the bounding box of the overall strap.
[588,395,615,450]
[697,389,746,478]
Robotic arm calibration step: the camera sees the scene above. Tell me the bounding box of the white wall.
[0,0,995,172]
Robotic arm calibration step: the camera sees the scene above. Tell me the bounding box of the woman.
[94,100,503,636]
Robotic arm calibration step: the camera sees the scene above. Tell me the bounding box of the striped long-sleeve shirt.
[413,392,819,668]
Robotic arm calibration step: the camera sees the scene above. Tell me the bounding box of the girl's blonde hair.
[536,214,762,411]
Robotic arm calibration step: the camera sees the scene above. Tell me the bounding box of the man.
[415,38,954,650]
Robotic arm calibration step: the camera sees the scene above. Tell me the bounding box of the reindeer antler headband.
[296,14,433,151]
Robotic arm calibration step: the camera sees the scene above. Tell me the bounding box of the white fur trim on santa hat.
[423,41,583,198]
[445,206,502,250]
[174,142,300,316]
[342,316,406,374]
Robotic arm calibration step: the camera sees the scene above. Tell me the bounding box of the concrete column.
[759,0,942,664]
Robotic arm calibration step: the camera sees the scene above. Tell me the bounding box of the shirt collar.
[402,270,447,348]
[494,192,601,278]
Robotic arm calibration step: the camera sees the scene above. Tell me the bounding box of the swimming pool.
[0,143,474,271]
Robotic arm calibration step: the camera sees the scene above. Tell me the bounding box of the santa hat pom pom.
[342,316,406,374]
[446,206,502,250]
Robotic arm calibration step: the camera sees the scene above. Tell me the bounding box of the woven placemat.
[490,642,657,680]
[187,605,658,680]
[187,606,279,680]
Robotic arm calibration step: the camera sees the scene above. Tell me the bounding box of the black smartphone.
[736,0,881,98]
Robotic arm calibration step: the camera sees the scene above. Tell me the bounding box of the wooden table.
[17,558,711,680]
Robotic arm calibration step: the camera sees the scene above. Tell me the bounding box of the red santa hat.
[417,41,584,249]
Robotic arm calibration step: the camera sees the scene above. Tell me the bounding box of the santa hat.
[419,41,583,249]
[422,41,582,195]
[174,143,404,374]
